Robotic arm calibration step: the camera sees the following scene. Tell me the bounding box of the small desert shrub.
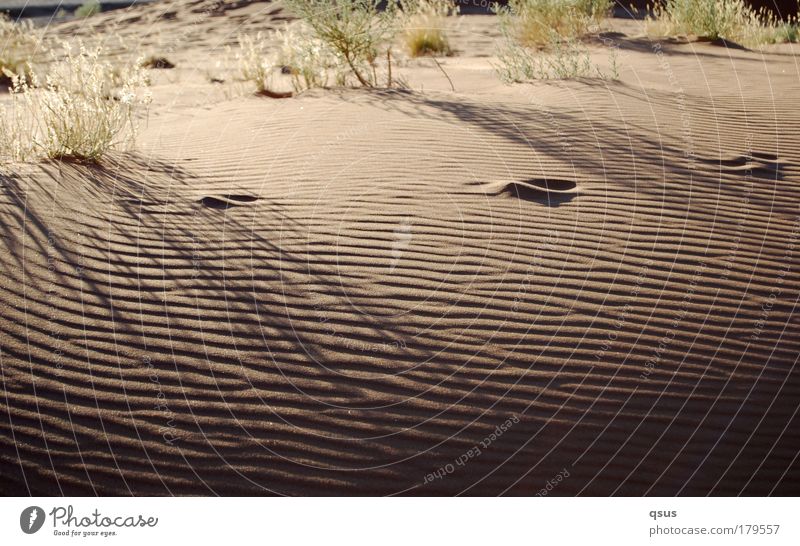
[401,0,459,57]
[495,33,618,81]
[648,0,800,47]
[0,14,40,88]
[284,0,399,87]
[75,0,101,18]
[0,43,151,162]
[495,0,612,48]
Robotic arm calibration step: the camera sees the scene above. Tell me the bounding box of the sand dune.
[1,1,799,495]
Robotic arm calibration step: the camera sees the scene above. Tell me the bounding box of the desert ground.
[1,0,799,495]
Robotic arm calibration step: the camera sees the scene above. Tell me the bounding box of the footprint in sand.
[199,195,259,210]
[703,151,785,180]
[477,177,578,203]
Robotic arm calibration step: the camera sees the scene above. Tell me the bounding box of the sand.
[1,0,799,495]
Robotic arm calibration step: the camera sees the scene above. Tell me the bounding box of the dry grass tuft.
[401,0,459,57]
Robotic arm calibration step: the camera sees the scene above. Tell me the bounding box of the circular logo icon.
[20,506,45,534]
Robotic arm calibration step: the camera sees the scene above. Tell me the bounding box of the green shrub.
[283,0,399,87]
[75,0,101,18]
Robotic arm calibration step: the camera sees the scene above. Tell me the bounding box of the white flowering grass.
[278,24,345,89]
[237,32,277,93]
[401,0,459,57]
[0,43,151,163]
[237,27,341,94]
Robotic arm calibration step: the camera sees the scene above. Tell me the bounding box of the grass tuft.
[401,0,459,57]
[277,24,342,90]
[493,0,618,82]
[237,32,279,94]
[0,43,151,163]
[647,0,800,48]
[237,32,299,95]
[495,34,618,81]
[495,0,612,48]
